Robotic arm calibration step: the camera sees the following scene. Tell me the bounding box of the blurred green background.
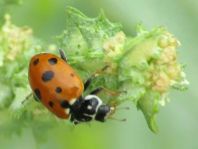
[1,0,198,149]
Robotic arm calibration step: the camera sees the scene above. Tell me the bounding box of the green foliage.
[118,26,189,132]
[0,14,56,138]
[0,6,188,138]
[57,7,188,133]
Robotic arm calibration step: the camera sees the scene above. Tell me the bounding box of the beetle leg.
[21,93,34,104]
[89,87,103,95]
[21,92,42,105]
[58,49,67,62]
[84,76,94,91]
[84,65,109,91]
[90,87,122,96]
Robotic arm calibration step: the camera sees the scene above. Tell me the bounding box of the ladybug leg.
[21,92,40,104]
[58,49,67,62]
[21,92,42,104]
[90,87,122,96]
[21,93,32,104]
[84,65,109,91]
[84,76,94,91]
[90,87,103,95]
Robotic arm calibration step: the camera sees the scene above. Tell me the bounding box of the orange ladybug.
[28,49,115,124]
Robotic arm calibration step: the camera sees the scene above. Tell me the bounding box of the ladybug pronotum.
[28,49,115,124]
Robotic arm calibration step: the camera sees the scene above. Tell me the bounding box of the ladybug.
[28,49,115,124]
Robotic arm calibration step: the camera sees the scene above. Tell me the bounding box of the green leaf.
[57,6,122,52]
[137,90,160,133]
[57,7,122,73]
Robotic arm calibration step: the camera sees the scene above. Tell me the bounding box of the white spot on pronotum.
[65,108,70,115]
[69,98,76,105]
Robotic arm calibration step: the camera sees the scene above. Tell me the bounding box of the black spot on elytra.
[34,89,41,100]
[48,101,54,108]
[33,58,39,65]
[42,71,54,82]
[48,58,57,65]
[55,87,62,93]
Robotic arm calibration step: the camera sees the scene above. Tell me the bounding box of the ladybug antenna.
[116,106,130,111]
[109,117,127,122]
[106,106,128,122]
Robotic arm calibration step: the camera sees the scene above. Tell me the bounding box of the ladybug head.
[84,95,111,122]
[69,95,115,124]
